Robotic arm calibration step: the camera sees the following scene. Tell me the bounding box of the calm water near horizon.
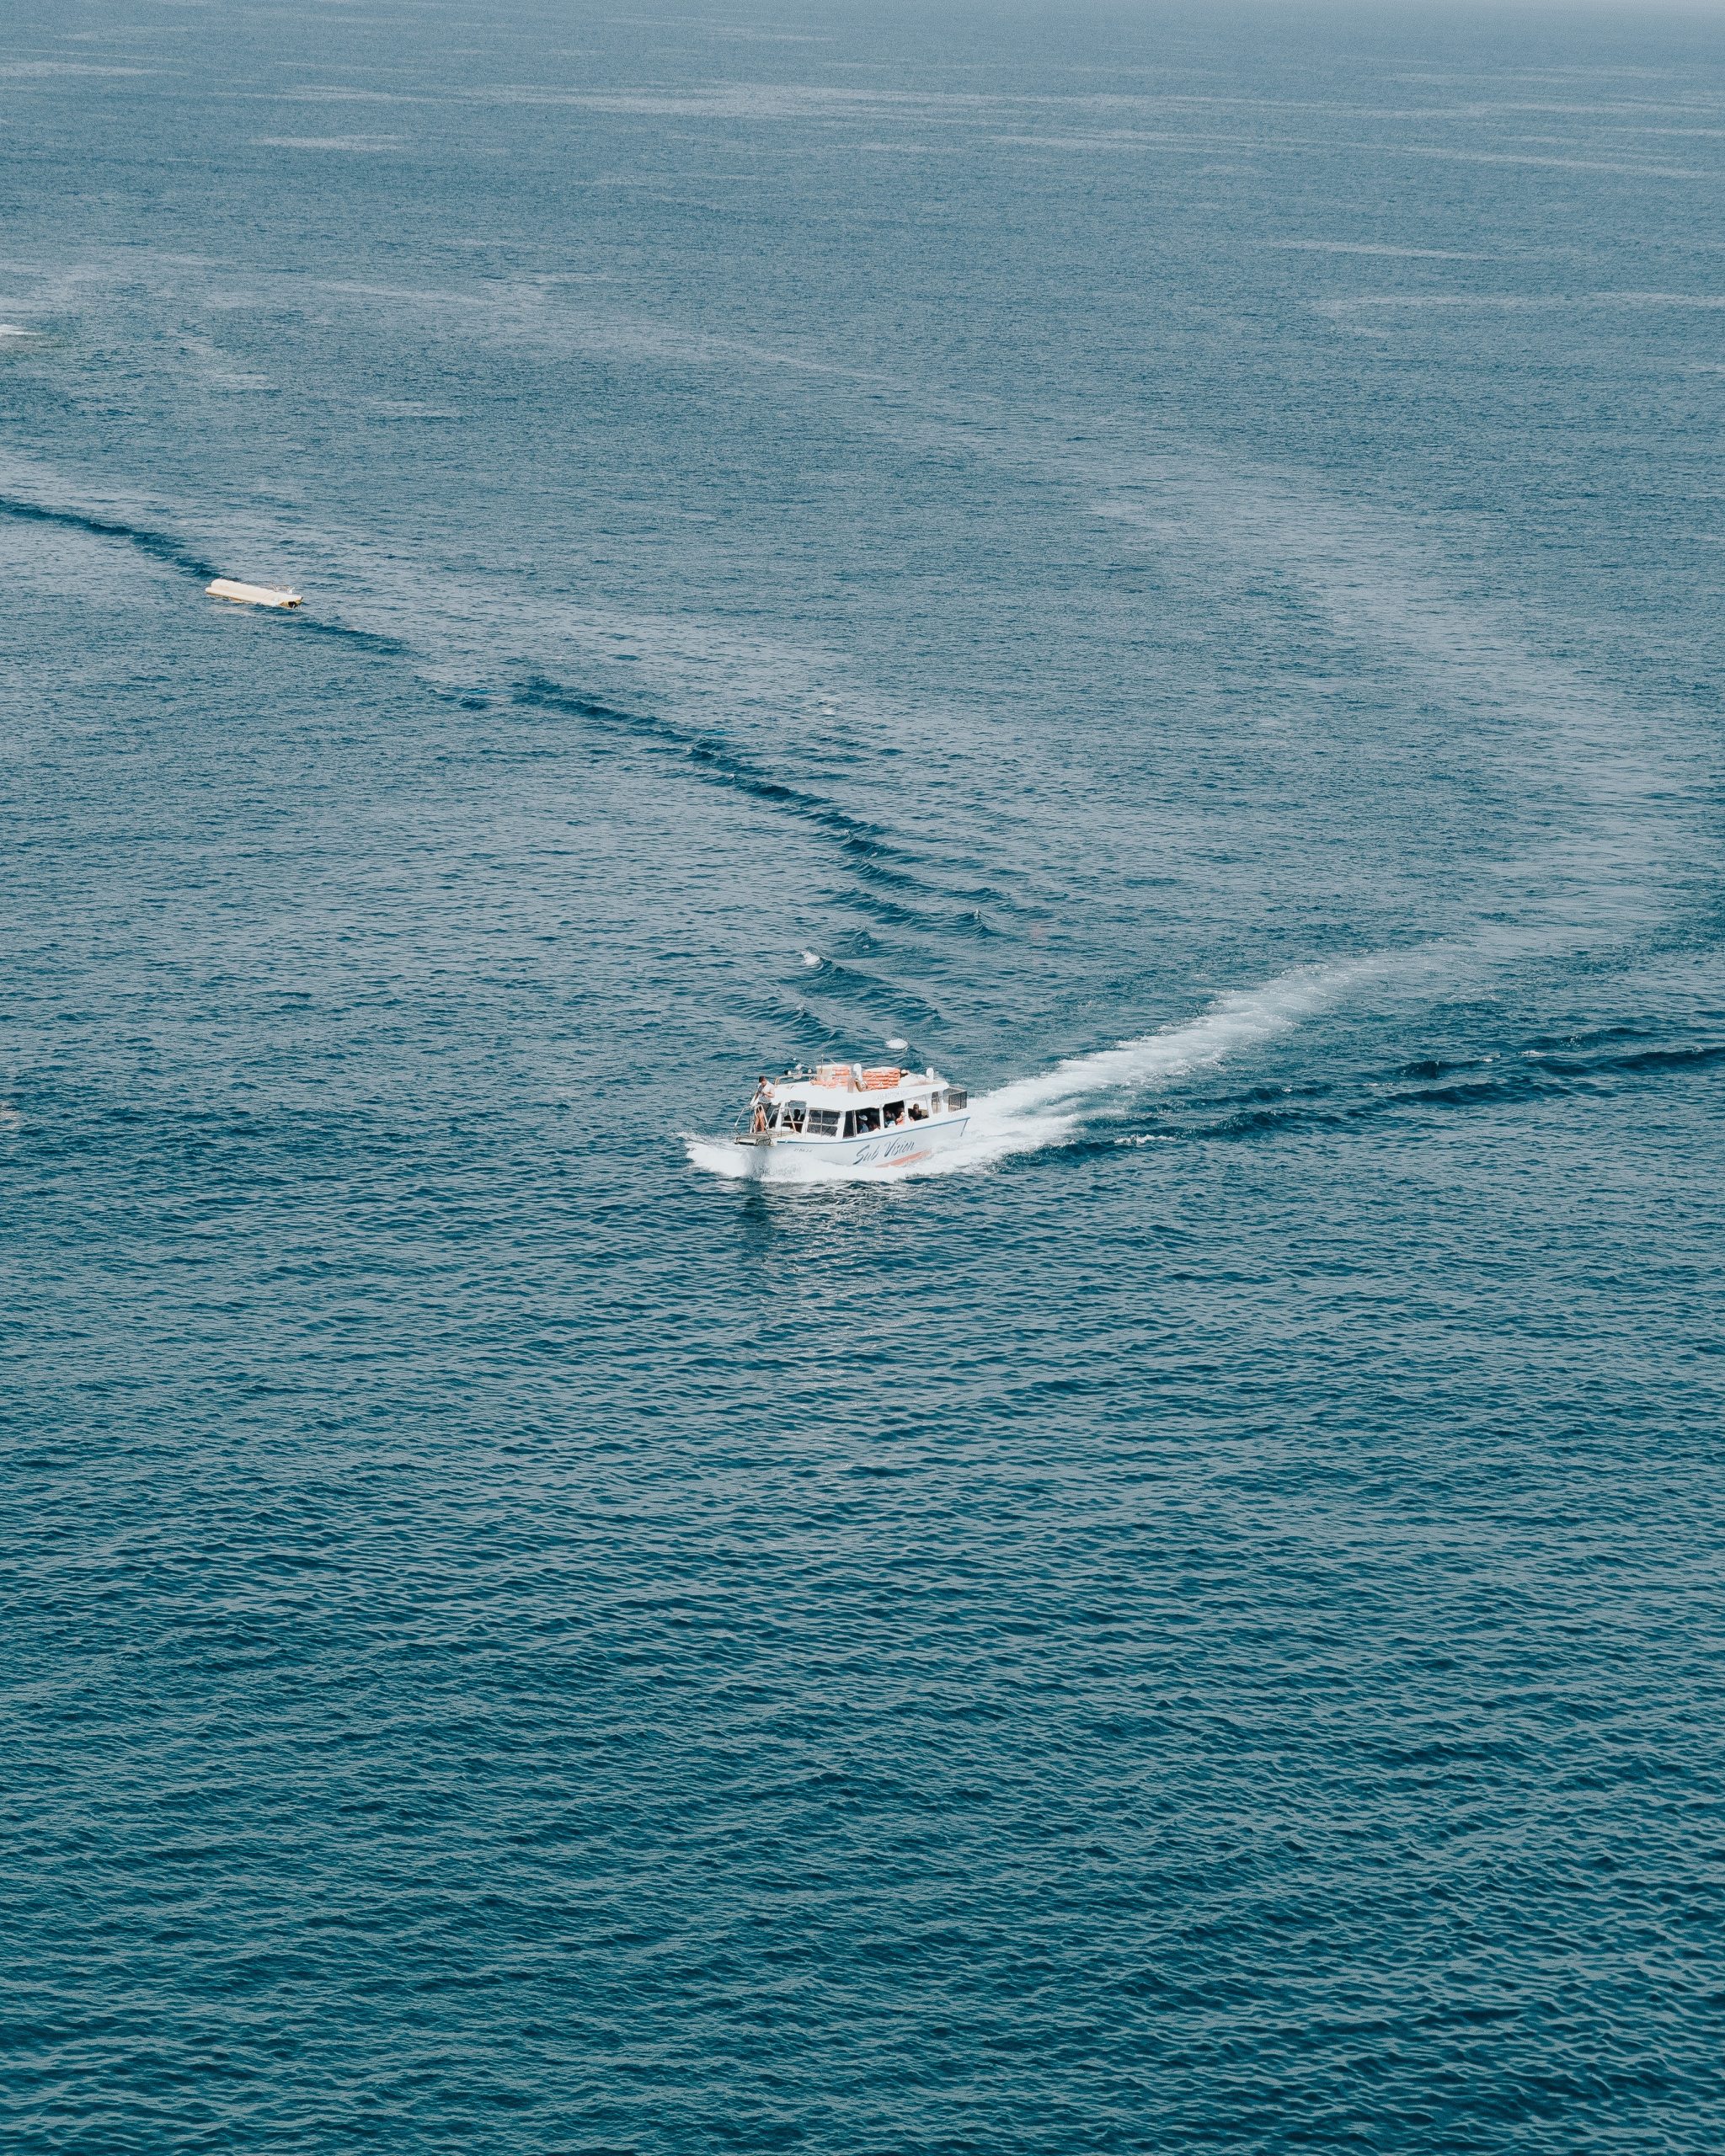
[3,1,1723,2148]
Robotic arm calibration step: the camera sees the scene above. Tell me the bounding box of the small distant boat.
[733,1062,969,1170]
[206,578,302,610]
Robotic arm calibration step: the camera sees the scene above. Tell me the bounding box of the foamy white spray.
[687,950,1442,1187]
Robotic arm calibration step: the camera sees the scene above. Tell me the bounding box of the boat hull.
[760,1111,970,1172]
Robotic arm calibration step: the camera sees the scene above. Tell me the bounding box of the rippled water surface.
[4,1,1724,2148]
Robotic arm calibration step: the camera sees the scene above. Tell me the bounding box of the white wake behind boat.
[734,1062,969,1171]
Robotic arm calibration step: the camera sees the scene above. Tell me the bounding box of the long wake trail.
[689,951,1445,1185]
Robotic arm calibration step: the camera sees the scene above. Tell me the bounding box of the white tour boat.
[206,577,302,610]
[733,1062,969,1171]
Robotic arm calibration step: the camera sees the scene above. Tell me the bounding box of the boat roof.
[767,1062,946,1102]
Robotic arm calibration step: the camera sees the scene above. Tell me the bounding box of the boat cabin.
[738,1063,968,1145]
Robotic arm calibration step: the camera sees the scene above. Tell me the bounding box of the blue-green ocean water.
[3,0,1724,2148]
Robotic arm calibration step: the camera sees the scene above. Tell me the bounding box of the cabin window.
[882,1100,905,1127]
[946,1088,967,1111]
[805,1108,840,1137]
[844,1106,882,1138]
[779,1100,807,1134]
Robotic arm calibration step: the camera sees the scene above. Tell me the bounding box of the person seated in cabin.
[908,1102,927,1121]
